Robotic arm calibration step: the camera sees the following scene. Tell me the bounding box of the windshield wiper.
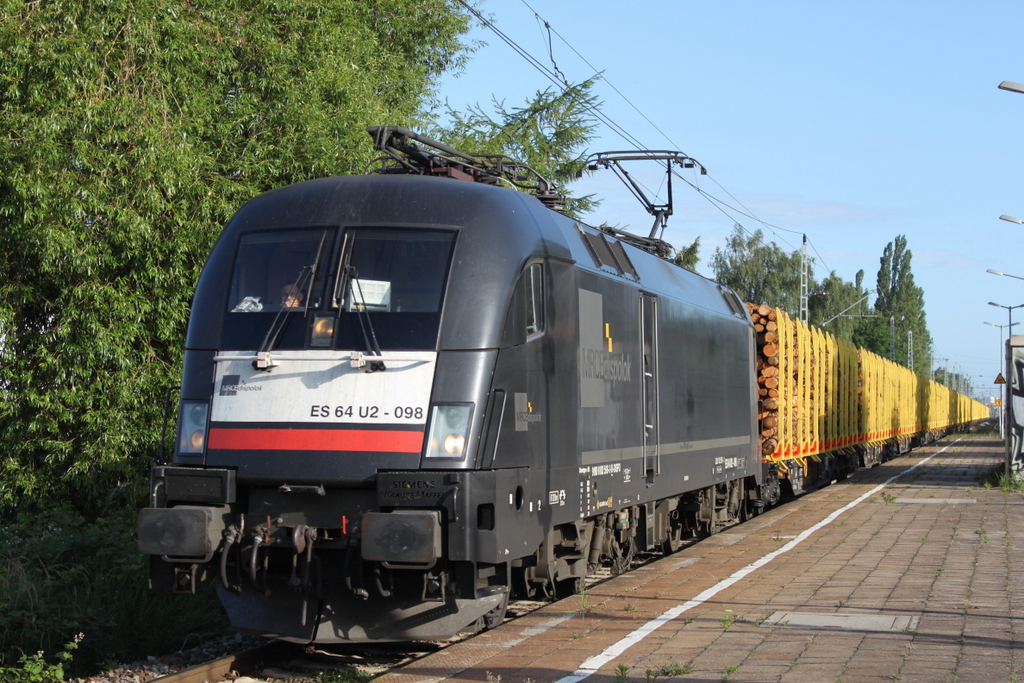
[346,265,386,372]
[254,232,328,371]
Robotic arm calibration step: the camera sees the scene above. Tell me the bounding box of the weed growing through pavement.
[644,669,659,683]
[659,663,693,676]
[999,471,1024,493]
[976,529,989,543]
[577,582,593,614]
[881,492,897,504]
[613,664,630,683]
[624,603,637,612]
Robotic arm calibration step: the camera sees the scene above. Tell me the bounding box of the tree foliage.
[808,270,871,344]
[710,228,932,367]
[0,0,471,514]
[861,235,932,374]
[672,237,701,272]
[428,79,600,217]
[710,226,806,314]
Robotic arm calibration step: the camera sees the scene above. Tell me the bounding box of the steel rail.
[148,641,294,683]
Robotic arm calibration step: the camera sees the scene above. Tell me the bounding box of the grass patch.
[312,669,375,683]
[0,507,229,677]
[979,465,1024,493]
[659,662,693,676]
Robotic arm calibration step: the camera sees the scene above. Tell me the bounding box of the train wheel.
[661,524,684,554]
[483,591,509,629]
[696,487,717,538]
[610,537,635,575]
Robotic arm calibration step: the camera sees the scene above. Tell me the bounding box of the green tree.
[809,270,870,344]
[851,312,891,358]
[871,235,931,374]
[0,0,471,514]
[672,237,701,272]
[429,79,600,217]
[710,226,809,313]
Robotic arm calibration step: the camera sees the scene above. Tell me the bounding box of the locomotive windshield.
[221,227,456,351]
[229,229,332,314]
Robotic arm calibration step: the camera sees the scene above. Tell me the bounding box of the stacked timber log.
[746,302,780,456]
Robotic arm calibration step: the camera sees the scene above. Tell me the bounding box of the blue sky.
[436,0,1024,400]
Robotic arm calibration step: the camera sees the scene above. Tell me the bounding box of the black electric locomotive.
[138,128,764,642]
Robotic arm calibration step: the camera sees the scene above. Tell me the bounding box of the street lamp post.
[988,301,1024,331]
[988,268,1024,282]
[985,321,1019,438]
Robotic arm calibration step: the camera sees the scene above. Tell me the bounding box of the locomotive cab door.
[641,293,660,486]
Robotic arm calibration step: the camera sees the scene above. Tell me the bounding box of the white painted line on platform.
[553,439,960,683]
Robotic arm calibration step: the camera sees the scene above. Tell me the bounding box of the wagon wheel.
[661,513,685,554]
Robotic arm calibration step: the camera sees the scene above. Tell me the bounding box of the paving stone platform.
[377,435,1021,683]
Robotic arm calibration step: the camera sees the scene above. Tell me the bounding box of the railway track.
[82,527,722,683]
[134,562,650,682]
[111,461,933,683]
[138,600,579,682]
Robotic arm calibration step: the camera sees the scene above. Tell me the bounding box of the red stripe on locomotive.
[208,427,425,453]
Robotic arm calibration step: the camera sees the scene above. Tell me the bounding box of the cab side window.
[525,263,544,337]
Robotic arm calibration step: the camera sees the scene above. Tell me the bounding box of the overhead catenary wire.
[452,0,645,150]
[457,0,836,275]
[519,0,684,155]
[516,1,835,274]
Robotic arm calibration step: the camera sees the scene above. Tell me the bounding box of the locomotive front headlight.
[443,433,465,456]
[424,404,472,459]
[178,400,209,455]
[311,315,335,347]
